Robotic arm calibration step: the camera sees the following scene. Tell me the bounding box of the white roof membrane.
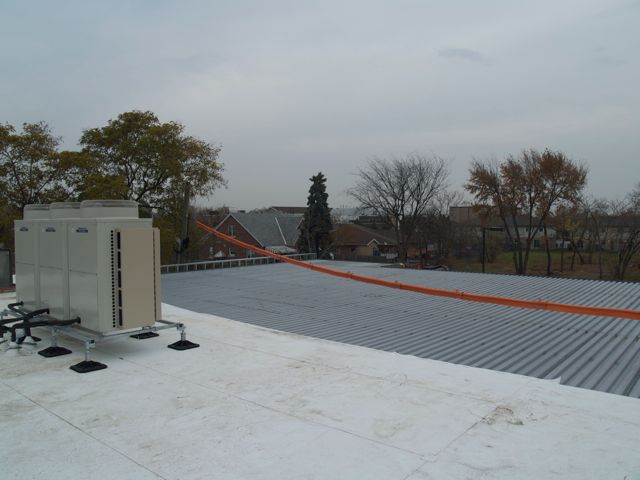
[1,296,639,479]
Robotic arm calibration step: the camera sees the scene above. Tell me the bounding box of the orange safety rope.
[196,221,640,321]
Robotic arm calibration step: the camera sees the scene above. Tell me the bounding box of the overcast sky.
[1,0,638,210]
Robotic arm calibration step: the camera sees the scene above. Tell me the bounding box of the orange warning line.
[196,221,640,321]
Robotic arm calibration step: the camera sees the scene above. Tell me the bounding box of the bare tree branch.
[348,154,449,262]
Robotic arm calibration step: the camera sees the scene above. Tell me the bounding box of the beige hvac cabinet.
[12,199,195,373]
[67,200,161,333]
[14,204,51,310]
[39,202,81,320]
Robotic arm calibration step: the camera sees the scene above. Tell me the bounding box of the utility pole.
[560,221,565,273]
[482,228,486,273]
[176,185,191,264]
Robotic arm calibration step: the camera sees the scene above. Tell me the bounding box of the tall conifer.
[297,172,333,256]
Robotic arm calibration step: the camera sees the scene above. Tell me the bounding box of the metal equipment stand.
[55,319,199,373]
[130,331,159,339]
[2,304,199,373]
[69,340,106,373]
[38,327,72,357]
[167,324,200,350]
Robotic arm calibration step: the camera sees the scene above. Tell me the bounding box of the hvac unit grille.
[152,230,158,320]
[116,231,123,326]
[110,230,124,328]
[110,230,117,328]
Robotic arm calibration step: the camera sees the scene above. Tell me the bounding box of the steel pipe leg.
[39,328,73,357]
[168,324,199,351]
[70,340,107,373]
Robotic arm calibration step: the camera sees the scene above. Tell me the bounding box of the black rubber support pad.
[168,340,200,351]
[70,360,108,373]
[38,346,72,357]
[130,331,160,339]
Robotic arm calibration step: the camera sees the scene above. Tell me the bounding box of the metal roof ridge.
[274,216,287,245]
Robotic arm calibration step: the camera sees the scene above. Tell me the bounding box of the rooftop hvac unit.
[14,204,51,310]
[67,200,161,333]
[5,200,198,373]
[39,202,81,320]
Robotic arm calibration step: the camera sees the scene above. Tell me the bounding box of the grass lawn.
[446,249,640,282]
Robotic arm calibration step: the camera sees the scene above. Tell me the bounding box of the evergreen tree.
[297,172,333,256]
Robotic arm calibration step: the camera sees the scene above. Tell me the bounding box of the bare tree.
[466,149,587,274]
[612,183,640,280]
[568,203,589,271]
[349,154,449,262]
[588,198,614,279]
[415,191,464,264]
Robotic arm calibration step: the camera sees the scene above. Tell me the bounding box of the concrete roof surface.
[1,293,639,479]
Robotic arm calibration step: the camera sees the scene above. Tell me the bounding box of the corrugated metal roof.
[162,261,640,398]
[228,212,302,247]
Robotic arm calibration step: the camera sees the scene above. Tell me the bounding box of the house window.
[533,239,540,248]
[229,248,236,257]
[247,250,255,258]
[228,225,236,237]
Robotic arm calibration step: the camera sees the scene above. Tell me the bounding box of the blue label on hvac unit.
[76,227,89,233]
[45,227,56,232]
[19,226,29,232]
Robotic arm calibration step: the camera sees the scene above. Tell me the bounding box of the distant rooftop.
[163,261,640,397]
[217,211,302,248]
[268,206,307,215]
[334,223,397,246]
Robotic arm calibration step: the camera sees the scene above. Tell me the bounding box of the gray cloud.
[438,48,486,63]
[0,0,638,209]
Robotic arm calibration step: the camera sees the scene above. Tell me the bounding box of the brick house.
[268,206,307,215]
[333,223,398,259]
[209,212,303,258]
[450,206,557,250]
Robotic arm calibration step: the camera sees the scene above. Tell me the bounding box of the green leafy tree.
[0,113,225,263]
[0,122,68,209]
[0,122,70,247]
[297,172,333,256]
[72,110,225,262]
[74,110,224,211]
[58,150,128,201]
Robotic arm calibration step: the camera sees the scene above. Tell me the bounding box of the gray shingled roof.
[162,260,640,398]
[227,212,302,247]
